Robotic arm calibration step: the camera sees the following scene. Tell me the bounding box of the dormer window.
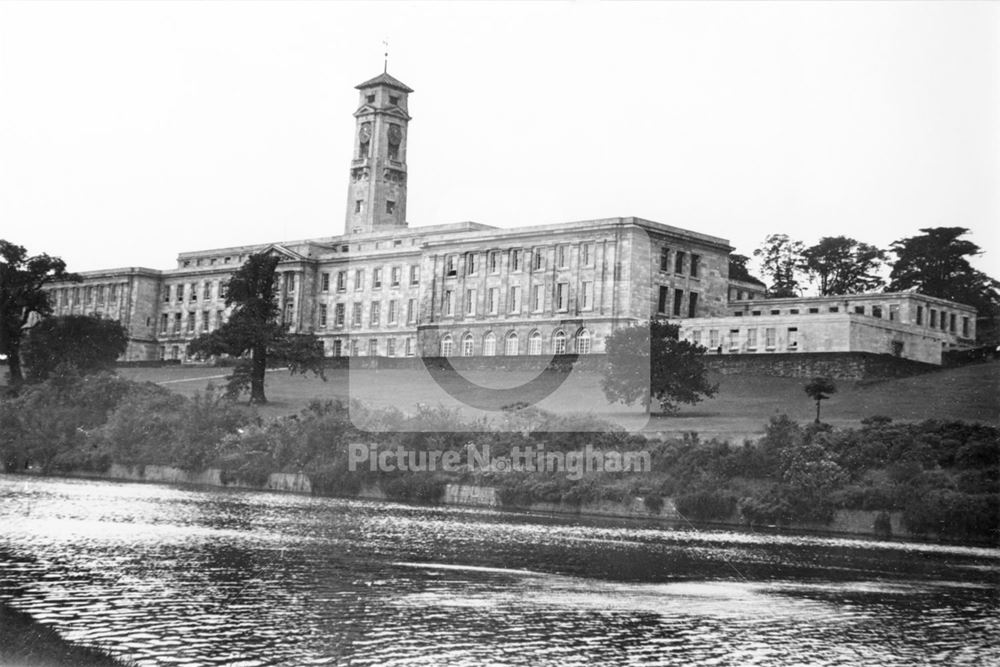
[366,94,375,103]
[389,95,399,105]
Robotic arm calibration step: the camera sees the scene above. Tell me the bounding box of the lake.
[1,474,997,666]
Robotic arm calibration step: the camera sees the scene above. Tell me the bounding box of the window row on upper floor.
[658,247,702,278]
[48,283,127,309]
[441,243,600,279]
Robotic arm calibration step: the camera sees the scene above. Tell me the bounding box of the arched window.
[462,333,474,357]
[576,329,592,354]
[528,331,542,355]
[505,331,519,356]
[440,334,453,357]
[553,330,567,355]
[483,332,497,356]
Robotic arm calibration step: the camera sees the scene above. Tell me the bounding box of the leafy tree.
[804,377,837,423]
[887,227,1000,344]
[0,241,80,386]
[21,315,128,381]
[802,236,887,295]
[753,234,805,297]
[727,253,766,286]
[601,319,717,413]
[187,252,325,403]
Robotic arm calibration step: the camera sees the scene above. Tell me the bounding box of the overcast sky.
[1,2,997,279]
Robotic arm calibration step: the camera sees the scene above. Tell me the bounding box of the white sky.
[1,1,997,278]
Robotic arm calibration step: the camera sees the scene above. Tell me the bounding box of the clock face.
[388,124,403,145]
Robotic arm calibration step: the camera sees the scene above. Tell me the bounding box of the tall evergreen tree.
[187,253,325,403]
[802,236,887,295]
[0,241,80,387]
[888,227,1000,344]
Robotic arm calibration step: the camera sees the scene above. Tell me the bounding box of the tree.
[601,319,717,413]
[187,252,325,403]
[887,227,1000,344]
[801,236,887,295]
[753,234,805,298]
[21,315,128,381]
[0,241,80,387]
[804,377,837,423]
[728,253,766,287]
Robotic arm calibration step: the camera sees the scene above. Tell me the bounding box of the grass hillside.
[114,360,1000,440]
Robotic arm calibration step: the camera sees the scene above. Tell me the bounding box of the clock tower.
[344,72,413,235]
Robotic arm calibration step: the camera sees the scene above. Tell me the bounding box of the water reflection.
[1,474,997,666]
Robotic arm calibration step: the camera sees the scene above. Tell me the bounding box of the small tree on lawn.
[601,319,717,413]
[21,315,128,381]
[187,253,325,403]
[804,377,837,423]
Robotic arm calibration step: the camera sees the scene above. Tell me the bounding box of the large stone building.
[42,71,975,367]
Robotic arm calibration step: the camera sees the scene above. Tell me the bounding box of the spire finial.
[383,39,389,73]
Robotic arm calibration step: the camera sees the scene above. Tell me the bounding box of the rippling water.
[1,474,997,666]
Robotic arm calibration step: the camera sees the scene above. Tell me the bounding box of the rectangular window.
[556,283,569,311]
[332,339,343,357]
[746,328,758,350]
[787,327,799,350]
[790,309,799,314]
[729,328,740,351]
[405,337,413,356]
[511,249,522,272]
[581,243,593,267]
[189,283,197,301]
[386,200,396,214]
[949,313,956,333]
[556,245,568,268]
[350,339,358,357]
[284,302,294,324]
[889,304,899,321]
[321,273,330,292]
[674,251,686,274]
[319,304,328,328]
[176,285,184,303]
[370,301,381,326]
[387,338,396,356]
[657,286,669,314]
[690,254,700,277]
[487,287,499,315]
[692,330,702,346]
[808,307,819,314]
[388,300,398,324]
[872,306,883,319]
[828,306,839,313]
[466,253,477,275]
[446,255,458,277]
[410,265,420,285]
[688,292,698,318]
[941,313,948,331]
[354,269,364,291]
[95,285,104,305]
[854,305,865,315]
[444,289,454,316]
[916,305,924,325]
[335,303,345,328]
[201,310,209,332]
[203,282,212,300]
[465,289,476,315]
[160,314,168,333]
[709,329,719,348]
[337,271,347,292]
[352,303,362,327]
[930,309,937,328]
[765,327,776,349]
[532,284,544,312]
[390,266,401,287]
[582,281,593,310]
[355,200,363,213]
[369,339,378,356]
[962,317,970,337]
[533,249,544,271]
[187,312,195,333]
[173,313,182,334]
[771,309,781,315]
[372,268,382,289]
[660,247,670,271]
[488,251,500,274]
[163,287,171,303]
[672,288,684,317]
[508,286,521,313]
[407,298,416,323]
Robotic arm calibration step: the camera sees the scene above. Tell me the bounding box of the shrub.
[675,490,736,521]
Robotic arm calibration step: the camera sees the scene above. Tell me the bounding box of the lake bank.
[0,600,131,667]
[8,463,961,545]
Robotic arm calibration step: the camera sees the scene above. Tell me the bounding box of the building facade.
[42,71,976,366]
